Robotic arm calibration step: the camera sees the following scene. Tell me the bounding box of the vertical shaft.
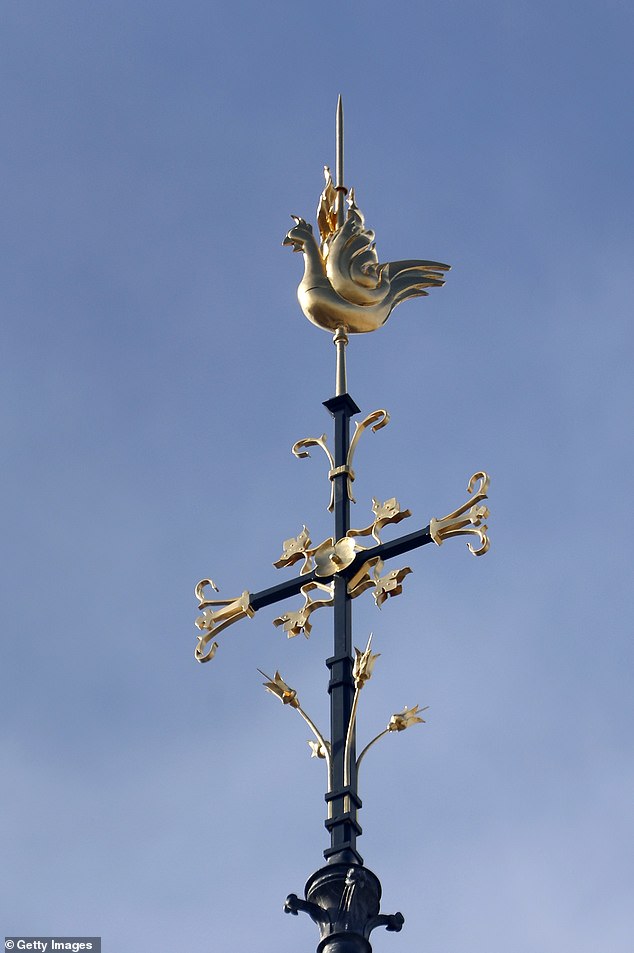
[334,327,349,396]
[323,392,362,865]
[336,95,344,190]
[317,97,360,866]
[335,95,346,230]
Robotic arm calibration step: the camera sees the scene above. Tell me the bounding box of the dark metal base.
[285,863,404,953]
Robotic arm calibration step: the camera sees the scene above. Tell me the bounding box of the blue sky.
[2,2,632,950]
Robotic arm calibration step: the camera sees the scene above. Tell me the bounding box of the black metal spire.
[193,99,490,953]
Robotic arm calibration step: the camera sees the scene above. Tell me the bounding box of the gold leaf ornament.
[272,582,334,639]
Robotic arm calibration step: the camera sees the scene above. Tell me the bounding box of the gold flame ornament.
[352,635,381,689]
[344,633,380,787]
[356,702,429,775]
[387,704,428,732]
[259,669,332,778]
[258,670,300,708]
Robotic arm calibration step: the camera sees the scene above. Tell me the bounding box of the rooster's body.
[283,169,450,334]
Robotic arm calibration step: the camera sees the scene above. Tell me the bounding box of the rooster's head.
[283,216,313,252]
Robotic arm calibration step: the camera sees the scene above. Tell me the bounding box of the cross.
[194,377,489,866]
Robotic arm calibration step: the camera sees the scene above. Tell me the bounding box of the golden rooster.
[283,167,450,334]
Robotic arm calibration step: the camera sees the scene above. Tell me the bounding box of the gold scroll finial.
[429,472,491,556]
[292,409,390,511]
[194,580,254,662]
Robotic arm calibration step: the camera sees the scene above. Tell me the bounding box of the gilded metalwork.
[194,577,220,605]
[347,556,382,600]
[344,410,390,504]
[293,410,390,510]
[313,536,358,578]
[334,325,349,396]
[292,433,335,469]
[283,159,450,333]
[273,581,334,639]
[193,99,490,896]
[194,581,254,662]
[317,165,338,245]
[372,562,413,608]
[347,557,412,608]
[344,634,378,788]
[356,705,428,773]
[388,704,428,732]
[292,433,339,511]
[259,668,332,782]
[348,496,411,544]
[429,471,490,556]
[273,528,359,579]
[259,669,301,707]
[348,410,389,467]
[273,525,314,574]
[352,635,381,689]
[308,740,328,760]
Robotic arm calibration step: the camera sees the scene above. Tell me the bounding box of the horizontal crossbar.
[249,525,432,612]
